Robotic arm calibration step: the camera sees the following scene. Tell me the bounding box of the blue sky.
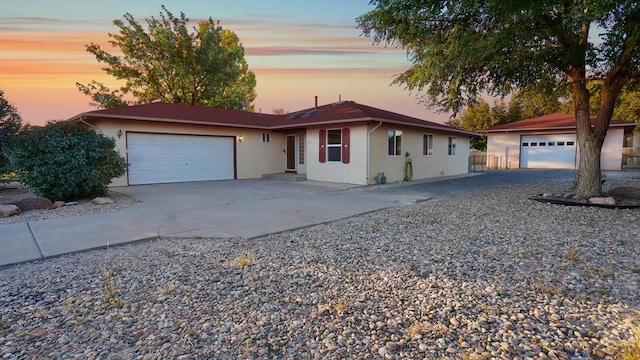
[1,0,450,125]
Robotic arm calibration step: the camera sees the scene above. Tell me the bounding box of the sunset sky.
[1,0,452,126]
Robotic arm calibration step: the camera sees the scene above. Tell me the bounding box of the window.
[548,142,555,146]
[567,141,575,146]
[624,133,633,147]
[522,142,529,147]
[327,129,342,162]
[423,134,434,155]
[530,142,538,146]
[299,132,305,164]
[448,137,456,155]
[388,130,402,156]
[558,141,565,146]
[262,133,270,143]
[539,142,546,146]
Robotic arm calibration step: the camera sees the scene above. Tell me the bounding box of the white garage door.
[520,134,576,169]
[127,133,234,185]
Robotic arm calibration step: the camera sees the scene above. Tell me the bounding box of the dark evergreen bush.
[6,121,127,201]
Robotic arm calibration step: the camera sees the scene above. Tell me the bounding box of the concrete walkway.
[1,176,476,267]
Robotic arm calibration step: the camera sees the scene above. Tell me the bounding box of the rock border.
[529,194,640,209]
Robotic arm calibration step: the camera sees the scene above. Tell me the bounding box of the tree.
[77,6,256,111]
[0,89,22,171]
[508,85,565,120]
[446,99,512,150]
[358,1,640,198]
[272,107,288,115]
[6,122,127,201]
[560,81,640,127]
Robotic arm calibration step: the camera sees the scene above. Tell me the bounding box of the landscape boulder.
[608,186,640,199]
[588,196,616,206]
[0,204,21,218]
[92,197,114,205]
[9,197,53,211]
[52,201,66,209]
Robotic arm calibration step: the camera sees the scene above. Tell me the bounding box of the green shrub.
[6,121,127,201]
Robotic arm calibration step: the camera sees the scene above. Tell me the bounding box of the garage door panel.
[521,134,576,169]
[127,133,234,185]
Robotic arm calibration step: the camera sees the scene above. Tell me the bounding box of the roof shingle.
[71,101,478,136]
[484,112,636,132]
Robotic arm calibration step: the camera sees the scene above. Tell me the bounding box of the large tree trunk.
[575,135,603,198]
[573,58,626,198]
[572,79,604,199]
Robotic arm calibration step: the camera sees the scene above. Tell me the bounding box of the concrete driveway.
[1,178,441,267]
[112,179,434,238]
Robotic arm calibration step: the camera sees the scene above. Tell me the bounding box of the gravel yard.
[0,188,137,225]
[1,171,639,359]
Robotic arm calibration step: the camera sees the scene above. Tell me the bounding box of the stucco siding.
[306,125,369,185]
[585,128,624,171]
[369,126,471,184]
[92,119,283,186]
[487,129,625,170]
[486,133,522,169]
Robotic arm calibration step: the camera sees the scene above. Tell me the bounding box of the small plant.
[32,308,49,318]
[566,246,579,262]
[518,243,531,259]
[615,322,640,360]
[157,282,177,295]
[577,266,602,277]
[631,268,640,274]
[595,287,609,296]
[617,239,627,245]
[536,285,556,295]
[408,322,426,338]
[371,224,380,233]
[320,298,349,316]
[334,299,348,314]
[236,251,252,267]
[100,264,123,307]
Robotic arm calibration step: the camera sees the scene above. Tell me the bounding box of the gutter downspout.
[367,121,383,183]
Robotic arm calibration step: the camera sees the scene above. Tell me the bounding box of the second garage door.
[520,134,577,169]
[127,133,235,185]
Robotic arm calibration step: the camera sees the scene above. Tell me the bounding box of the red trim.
[319,129,326,163]
[342,127,350,164]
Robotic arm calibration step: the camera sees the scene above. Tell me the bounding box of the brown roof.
[484,112,636,133]
[70,101,478,137]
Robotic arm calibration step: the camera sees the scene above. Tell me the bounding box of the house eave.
[74,113,274,130]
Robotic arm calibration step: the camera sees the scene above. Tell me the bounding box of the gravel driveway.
[1,170,639,359]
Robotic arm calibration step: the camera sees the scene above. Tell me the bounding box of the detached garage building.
[484,113,636,170]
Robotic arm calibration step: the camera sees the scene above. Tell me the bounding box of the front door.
[285,134,297,172]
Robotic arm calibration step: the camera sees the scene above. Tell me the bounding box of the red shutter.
[319,129,326,163]
[342,128,350,164]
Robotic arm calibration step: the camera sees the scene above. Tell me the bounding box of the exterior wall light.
[117,129,123,139]
[237,135,243,142]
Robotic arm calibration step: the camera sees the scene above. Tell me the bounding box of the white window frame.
[423,133,434,156]
[448,136,456,156]
[388,130,402,156]
[262,133,270,143]
[326,129,342,162]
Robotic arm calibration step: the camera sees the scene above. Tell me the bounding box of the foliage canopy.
[6,122,127,201]
[0,89,22,171]
[358,0,640,197]
[77,6,256,111]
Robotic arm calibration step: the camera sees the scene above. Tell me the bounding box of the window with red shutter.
[342,128,350,164]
